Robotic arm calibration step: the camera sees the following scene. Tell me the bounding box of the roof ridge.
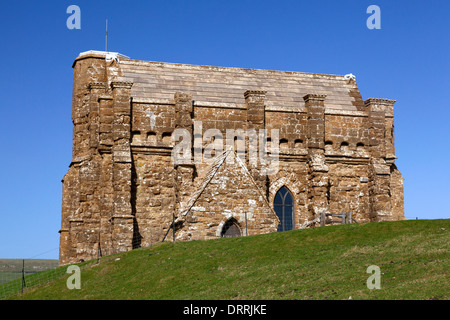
[119,59,347,79]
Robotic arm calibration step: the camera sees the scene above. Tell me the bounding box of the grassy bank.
[10,219,449,300]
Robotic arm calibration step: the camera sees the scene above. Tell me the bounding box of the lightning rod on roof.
[105,19,108,52]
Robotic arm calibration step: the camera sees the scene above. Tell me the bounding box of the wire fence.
[0,256,95,300]
[0,258,58,299]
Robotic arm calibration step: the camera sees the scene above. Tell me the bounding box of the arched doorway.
[221,218,241,238]
[274,186,294,231]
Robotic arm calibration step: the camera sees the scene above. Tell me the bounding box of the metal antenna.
[105,19,108,52]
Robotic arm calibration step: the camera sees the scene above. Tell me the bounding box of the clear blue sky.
[0,0,448,259]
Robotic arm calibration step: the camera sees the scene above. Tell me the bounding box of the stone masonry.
[59,50,405,265]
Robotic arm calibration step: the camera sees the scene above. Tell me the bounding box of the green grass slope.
[12,219,450,300]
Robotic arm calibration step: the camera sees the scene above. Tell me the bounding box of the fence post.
[150,224,153,248]
[21,259,26,294]
[320,212,325,227]
[97,230,101,264]
[245,212,248,236]
[172,212,175,243]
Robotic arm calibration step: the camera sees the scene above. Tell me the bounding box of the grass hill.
[8,219,450,300]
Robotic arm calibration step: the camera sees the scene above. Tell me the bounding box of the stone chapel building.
[59,50,405,265]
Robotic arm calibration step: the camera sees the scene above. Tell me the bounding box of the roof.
[119,58,365,111]
[73,51,366,110]
[74,51,365,111]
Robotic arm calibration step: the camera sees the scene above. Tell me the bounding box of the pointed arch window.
[274,186,294,232]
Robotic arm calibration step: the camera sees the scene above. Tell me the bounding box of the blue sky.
[0,0,448,259]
